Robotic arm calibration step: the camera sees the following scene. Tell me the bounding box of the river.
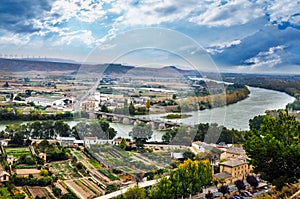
[137,86,295,130]
[0,86,295,140]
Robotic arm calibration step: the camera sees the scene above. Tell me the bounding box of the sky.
[0,0,300,73]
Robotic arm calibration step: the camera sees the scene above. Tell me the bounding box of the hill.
[0,58,200,77]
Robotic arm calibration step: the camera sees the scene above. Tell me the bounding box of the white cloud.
[245,45,285,70]
[0,32,31,45]
[54,30,95,46]
[111,0,199,26]
[48,0,106,24]
[206,39,241,54]
[189,0,264,27]
[267,0,300,26]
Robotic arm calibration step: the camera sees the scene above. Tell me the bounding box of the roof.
[74,140,84,144]
[59,137,76,141]
[84,137,97,140]
[226,147,246,155]
[214,172,232,179]
[0,171,10,177]
[219,159,247,167]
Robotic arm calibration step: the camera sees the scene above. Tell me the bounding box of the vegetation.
[118,159,212,199]
[98,169,120,181]
[162,123,244,144]
[75,120,117,139]
[244,111,300,190]
[129,123,153,148]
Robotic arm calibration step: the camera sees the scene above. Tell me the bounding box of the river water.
[138,86,295,130]
[0,86,295,140]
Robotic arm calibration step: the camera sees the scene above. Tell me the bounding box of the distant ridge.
[0,58,200,77]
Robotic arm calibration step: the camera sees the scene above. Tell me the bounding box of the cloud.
[189,0,264,27]
[206,40,241,54]
[54,30,95,46]
[111,0,199,26]
[245,45,285,70]
[267,0,300,27]
[0,0,52,33]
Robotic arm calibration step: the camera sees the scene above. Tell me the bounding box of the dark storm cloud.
[211,25,300,67]
[0,0,52,33]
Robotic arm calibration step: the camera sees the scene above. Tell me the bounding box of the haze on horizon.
[0,0,300,74]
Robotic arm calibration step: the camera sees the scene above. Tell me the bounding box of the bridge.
[87,111,193,130]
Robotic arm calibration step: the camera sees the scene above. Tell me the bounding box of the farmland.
[26,186,54,199]
[6,147,31,158]
[49,160,81,179]
[88,145,175,173]
[64,178,104,199]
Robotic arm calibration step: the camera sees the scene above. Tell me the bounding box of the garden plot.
[27,186,53,199]
[89,145,173,173]
[6,147,31,158]
[49,160,81,179]
[65,178,104,199]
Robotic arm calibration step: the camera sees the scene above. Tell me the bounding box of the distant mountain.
[0,58,200,77]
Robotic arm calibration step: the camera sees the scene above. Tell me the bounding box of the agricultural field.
[26,186,54,199]
[65,178,104,199]
[5,147,31,158]
[89,145,174,173]
[49,160,81,179]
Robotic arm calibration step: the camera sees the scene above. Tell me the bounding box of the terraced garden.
[49,160,81,179]
[6,147,31,158]
[89,145,174,173]
[65,178,104,199]
[26,186,54,199]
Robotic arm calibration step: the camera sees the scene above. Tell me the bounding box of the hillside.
[0,58,200,77]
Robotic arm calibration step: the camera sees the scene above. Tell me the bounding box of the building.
[220,146,247,160]
[0,171,10,183]
[84,137,114,147]
[38,153,47,162]
[216,159,250,183]
[58,137,76,147]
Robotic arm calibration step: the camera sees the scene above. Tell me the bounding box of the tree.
[149,177,174,198]
[249,115,266,130]
[3,81,9,88]
[118,138,129,150]
[244,111,300,190]
[122,185,146,199]
[129,123,153,145]
[218,185,229,197]
[246,175,258,189]
[183,150,195,160]
[235,179,246,191]
[101,104,109,113]
[129,101,135,115]
[146,99,151,111]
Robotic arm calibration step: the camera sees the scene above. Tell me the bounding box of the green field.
[50,161,81,179]
[0,187,13,199]
[6,147,31,158]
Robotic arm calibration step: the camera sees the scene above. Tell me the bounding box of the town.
[0,59,298,199]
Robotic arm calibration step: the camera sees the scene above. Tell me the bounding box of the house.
[38,153,46,162]
[0,171,10,182]
[220,146,246,160]
[84,137,114,147]
[58,137,76,147]
[215,159,250,183]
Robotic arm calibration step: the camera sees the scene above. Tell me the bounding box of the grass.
[88,159,102,169]
[98,169,120,181]
[0,187,13,199]
[15,165,37,169]
[73,151,82,159]
[50,161,81,179]
[6,147,31,158]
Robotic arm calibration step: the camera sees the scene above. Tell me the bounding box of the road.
[94,179,160,199]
